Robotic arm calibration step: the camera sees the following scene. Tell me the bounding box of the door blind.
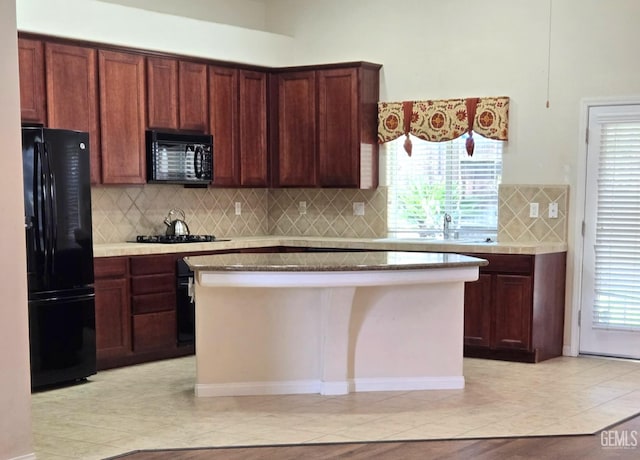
[592,121,640,330]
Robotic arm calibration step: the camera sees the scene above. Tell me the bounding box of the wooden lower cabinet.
[493,274,533,351]
[130,254,179,354]
[463,273,492,348]
[133,311,177,352]
[463,252,566,363]
[94,253,193,370]
[94,257,131,367]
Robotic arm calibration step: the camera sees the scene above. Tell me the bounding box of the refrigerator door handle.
[34,142,49,282]
[35,291,95,303]
[42,142,58,275]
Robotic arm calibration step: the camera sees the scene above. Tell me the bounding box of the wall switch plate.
[298,201,307,215]
[353,202,365,216]
[234,202,242,216]
[549,202,558,218]
[529,202,539,218]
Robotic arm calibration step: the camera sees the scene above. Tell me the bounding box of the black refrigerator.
[22,127,96,390]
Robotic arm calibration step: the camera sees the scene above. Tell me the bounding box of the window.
[386,134,503,239]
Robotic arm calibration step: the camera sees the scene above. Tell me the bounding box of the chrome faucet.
[443,213,452,239]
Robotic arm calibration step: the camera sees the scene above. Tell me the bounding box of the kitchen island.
[185,251,487,397]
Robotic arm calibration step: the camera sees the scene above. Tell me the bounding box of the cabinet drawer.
[131,274,175,295]
[473,254,533,275]
[94,257,128,278]
[130,254,176,275]
[132,310,176,351]
[132,292,176,314]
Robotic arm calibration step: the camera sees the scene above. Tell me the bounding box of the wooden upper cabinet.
[317,68,359,188]
[317,65,379,189]
[270,63,380,189]
[147,58,207,132]
[209,65,240,186]
[271,71,317,187]
[18,38,46,124]
[45,43,101,184]
[178,61,208,131]
[239,70,268,186]
[146,57,178,130]
[98,50,146,184]
[209,67,268,187]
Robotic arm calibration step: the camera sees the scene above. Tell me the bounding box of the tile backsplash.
[92,184,566,244]
[498,184,569,243]
[91,186,269,243]
[268,188,387,238]
[91,185,388,243]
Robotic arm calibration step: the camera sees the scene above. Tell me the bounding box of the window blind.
[386,134,502,239]
[592,121,640,330]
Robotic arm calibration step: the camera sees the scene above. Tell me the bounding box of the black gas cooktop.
[134,235,229,244]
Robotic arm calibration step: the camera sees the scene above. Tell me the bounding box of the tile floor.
[31,355,640,459]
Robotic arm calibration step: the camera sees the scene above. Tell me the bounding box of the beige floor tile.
[30,355,640,458]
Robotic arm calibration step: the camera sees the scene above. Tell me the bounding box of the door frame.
[569,96,640,357]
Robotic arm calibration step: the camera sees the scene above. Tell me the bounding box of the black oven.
[176,259,195,346]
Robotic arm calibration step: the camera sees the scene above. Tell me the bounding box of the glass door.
[579,104,640,359]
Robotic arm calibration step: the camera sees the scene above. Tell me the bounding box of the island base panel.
[195,283,466,396]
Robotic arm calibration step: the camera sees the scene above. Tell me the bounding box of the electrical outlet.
[298,201,307,215]
[353,202,365,216]
[234,202,241,216]
[529,202,539,218]
[549,202,558,218]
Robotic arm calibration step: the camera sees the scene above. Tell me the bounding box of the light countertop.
[93,235,568,258]
[184,251,489,272]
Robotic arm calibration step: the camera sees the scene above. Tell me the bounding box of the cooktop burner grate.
[135,234,222,244]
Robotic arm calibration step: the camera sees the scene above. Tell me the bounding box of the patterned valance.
[378,96,509,156]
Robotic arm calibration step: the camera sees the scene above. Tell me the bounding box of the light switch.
[549,202,558,218]
[353,202,365,216]
[529,202,539,218]
[235,202,242,216]
[299,201,307,215]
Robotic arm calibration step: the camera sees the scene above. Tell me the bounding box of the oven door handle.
[188,276,195,302]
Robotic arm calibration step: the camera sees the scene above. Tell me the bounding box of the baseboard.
[195,375,465,396]
[320,380,350,396]
[353,376,465,392]
[195,379,321,397]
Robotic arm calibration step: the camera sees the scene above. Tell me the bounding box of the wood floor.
[111,412,640,459]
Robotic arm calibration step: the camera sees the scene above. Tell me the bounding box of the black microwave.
[146,130,213,186]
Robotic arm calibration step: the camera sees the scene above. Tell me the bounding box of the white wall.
[17,0,294,66]
[264,0,640,184]
[97,0,271,33]
[0,0,34,458]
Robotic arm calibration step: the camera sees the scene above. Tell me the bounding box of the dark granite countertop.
[184,251,488,272]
